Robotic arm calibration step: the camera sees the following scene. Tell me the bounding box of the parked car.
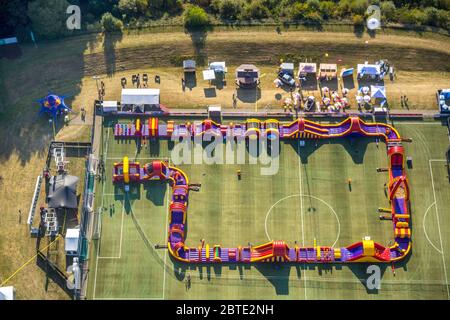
[278,71,296,88]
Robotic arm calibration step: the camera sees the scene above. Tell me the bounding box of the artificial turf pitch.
[87,119,450,300]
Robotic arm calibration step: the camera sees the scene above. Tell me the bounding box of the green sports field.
[86,118,450,300]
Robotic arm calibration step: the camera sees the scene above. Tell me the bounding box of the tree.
[436,9,450,29]
[424,7,439,26]
[380,1,397,22]
[118,0,148,18]
[183,5,209,28]
[319,1,337,20]
[212,0,242,20]
[241,0,270,20]
[352,14,365,26]
[101,12,124,32]
[28,0,71,39]
[289,2,309,20]
[306,0,320,12]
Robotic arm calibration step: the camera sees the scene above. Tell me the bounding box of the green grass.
[87,118,450,300]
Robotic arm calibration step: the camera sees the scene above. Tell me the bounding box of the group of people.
[321,87,350,113]
[281,87,351,113]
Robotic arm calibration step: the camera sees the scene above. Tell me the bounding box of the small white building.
[0,286,15,300]
[65,228,80,256]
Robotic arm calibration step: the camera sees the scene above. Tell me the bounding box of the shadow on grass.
[169,258,398,296]
[287,136,373,164]
[0,33,100,165]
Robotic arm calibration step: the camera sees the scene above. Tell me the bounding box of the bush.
[352,14,365,26]
[183,5,210,28]
[212,0,242,20]
[319,1,337,19]
[118,0,148,18]
[349,0,369,15]
[304,11,323,24]
[306,0,320,12]
[424,7,440,26]
[398,8,427,26]
[101,12,124,32]
[380,1,397,22]
[436,9,450,29]
[289,3,309,20]
[241,0,271,20]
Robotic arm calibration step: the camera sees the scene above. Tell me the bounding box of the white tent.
[0,287,15,300]
[65,228,80,255]
[121,89,160,105]
[183,60,196,72]
[357,64,381,78]
[370,85,386,99]
[209,62,227,73]
[203,69,216,81]
[102,101,118,113]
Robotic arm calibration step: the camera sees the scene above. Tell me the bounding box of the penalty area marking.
[264,194,341,249]
[428,159,450,299]
[422,202,442,254]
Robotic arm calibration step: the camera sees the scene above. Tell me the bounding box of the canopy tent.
[280,62,294,75]
[209,62,227,73]
[235,64,260,87]
[183,60,196,72]
[370,85,386,99]
[357,64,381,78]
[318,63,337,79]
[121,89,160,105]
[341,68,354,77]
[202,69,216,81]
[298,63,317,77]
[47,174,79,209]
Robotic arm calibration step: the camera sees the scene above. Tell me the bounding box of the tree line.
[0,0,448,40]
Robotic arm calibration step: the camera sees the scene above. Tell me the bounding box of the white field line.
[93,127,110,299]
[298,140,307,300]
[422,202,443,254]
[97,205,125,259]
[429,159,450,299]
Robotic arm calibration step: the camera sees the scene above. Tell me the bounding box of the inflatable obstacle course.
[113,117,411,263]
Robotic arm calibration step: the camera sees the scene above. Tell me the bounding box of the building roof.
[121,89,160,105]
[0,287,14,300]
[65,228,80,252]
